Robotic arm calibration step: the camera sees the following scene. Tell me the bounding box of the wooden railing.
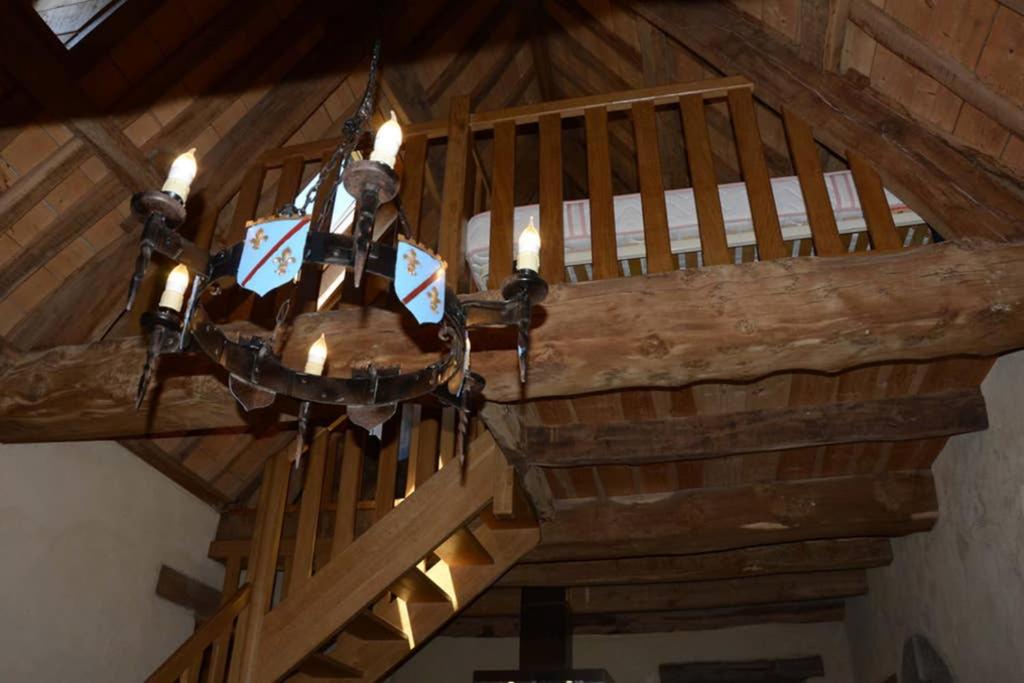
[247,75,925,305]
[147,401,534,683]
[145,584,251,683]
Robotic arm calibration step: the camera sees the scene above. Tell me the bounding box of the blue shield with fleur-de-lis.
[237,216,312,296]
[394,239,446,325]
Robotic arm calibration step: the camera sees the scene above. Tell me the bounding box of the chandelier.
[125,42,547,463]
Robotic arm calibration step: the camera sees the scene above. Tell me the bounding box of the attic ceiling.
[1,0,1023,639]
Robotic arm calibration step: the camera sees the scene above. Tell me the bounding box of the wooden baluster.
[205,555,242,683]
[439,95,475,291]
[374,421,399,522]
[303,151,339,313]
[399,134,428,241]
[489,121,517,289]
[331,428,362,559]
[782,108,844,257]
[848,150,903,252]
[679,95,731,266]
[414,406,440,488]
[274,156,305,210]
[227,450,291,683]
[584,106,619,279]
[438,407,457,468]
[631,100,674,273]
[538,113,565,283]
[287,429,329,596]
[404,404,437,496]
[728,89,786,261]
[229,165,267,243]
[183,656,202,683]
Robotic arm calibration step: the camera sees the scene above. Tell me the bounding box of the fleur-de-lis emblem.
[249,227,267,249]
[273,247,296,275]
[428,286,441,313]
[404,249,420,275]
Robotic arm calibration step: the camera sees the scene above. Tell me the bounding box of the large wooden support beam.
[628,1,1024,242]
[525,389,987,467]
[1,241,1022,441]
[500,538,892,587]
[445,600,845,637]
[465,570,867,617]
[531,471,937,562]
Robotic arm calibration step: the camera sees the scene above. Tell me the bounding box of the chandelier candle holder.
[123,42,549,464]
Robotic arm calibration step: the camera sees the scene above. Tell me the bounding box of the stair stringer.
[252,432,516,683]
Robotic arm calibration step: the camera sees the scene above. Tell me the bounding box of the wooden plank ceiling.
[1,0,1022,636]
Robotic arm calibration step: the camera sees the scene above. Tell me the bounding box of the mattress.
[465,170,924,290]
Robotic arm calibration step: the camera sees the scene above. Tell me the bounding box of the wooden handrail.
[469,75,752,129]
[256,75,753,166]
[146,583,252,683]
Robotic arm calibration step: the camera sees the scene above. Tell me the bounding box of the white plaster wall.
[0,441,223,683]
[389,623,854,682]
[846,351,1024,682]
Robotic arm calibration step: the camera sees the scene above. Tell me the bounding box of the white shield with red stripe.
[237,216,311,296]
[394,239,446,325]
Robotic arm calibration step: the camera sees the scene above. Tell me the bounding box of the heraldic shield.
[394,238,446,325]
[237,215,312,296]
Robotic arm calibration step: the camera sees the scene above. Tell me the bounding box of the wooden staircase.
[146,427,539,683]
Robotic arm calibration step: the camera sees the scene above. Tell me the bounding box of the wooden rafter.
[521,388,987,467]
[628,0,1024,241]
[531,471,936,561]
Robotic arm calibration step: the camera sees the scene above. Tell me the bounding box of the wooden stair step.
[389,566,452,604]
[434,527,494,566]
[296,653,363,678]
[345,609,407,641]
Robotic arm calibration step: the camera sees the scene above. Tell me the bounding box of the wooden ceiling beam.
[2,240,1023,441]
[499,538,892,587]
[530,470,937,562]
[466,569,867,616]
[847,0,1024,141]
[628,0,1024,242]
[444,599,845,637]
[0,1,329,328]
[0,3,163,192]
[523,388,987,467]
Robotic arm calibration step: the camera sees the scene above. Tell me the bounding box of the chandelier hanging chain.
[300,39,382,225]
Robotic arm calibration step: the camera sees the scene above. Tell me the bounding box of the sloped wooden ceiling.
[1,0,1022,638]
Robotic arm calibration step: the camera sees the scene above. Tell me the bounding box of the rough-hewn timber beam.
[466,570,867,616]
[524,388,987,467]
[444,600,845,637]
[500,538,892,586]
[628,1,1024,242]
[530,471,937,562]
[1,241,1022,442]
[848,0,1024,141]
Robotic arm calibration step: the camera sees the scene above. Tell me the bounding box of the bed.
[465,170,926,290]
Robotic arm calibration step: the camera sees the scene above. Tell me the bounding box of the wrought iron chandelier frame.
[124,40,548,453]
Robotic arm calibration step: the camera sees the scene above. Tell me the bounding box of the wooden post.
[782,109,844,256]
[288,429,329,595]
[488,121,517,289]
[439,95,475,291]
[538,113,565,283]
[679,95,730,266]
[227,450,291,683]
[584,106,619,279]
[399,134,428,240]
[631,100,674,273]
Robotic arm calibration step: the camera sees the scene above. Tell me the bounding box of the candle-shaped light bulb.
[369,111,403,168]
[162,148,198,202]
[516,216,541,272]
[158,264,190,312]
[304,333,328,375]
